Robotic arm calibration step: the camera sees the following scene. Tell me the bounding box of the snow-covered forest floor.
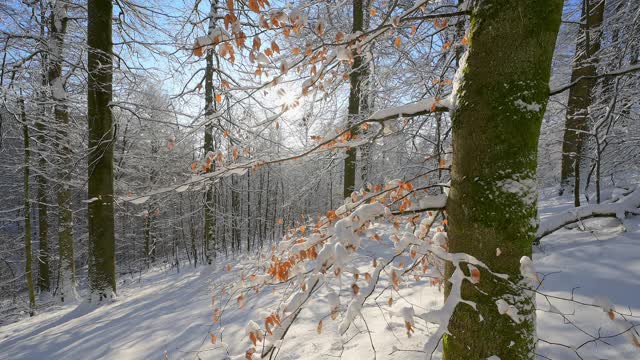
[1,193,639,360]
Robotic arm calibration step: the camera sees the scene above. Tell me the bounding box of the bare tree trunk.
[87,0,116,300]
[444,0,562,358]
[343,0,367,198]
[203,2,218,264]
[560,0,605,204]
[36,1,50,294]
[47,1,76,302]
[21,98,36,316]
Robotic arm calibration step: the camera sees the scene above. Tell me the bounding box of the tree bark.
[21,98,37,316]
[87,0,116,300]
[36,1,50,294]
[343,0,367,199]
[559,0,605,203]
[444,1,562,358]
[47,0,76,302]
[203,1,219,264]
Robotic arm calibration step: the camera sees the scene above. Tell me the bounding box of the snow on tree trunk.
[444,1,562,359]
[87,0,116,301]
[203,0,219,265]
[342,0,367,199]
[559,0,605,202]
[47,0,77,303]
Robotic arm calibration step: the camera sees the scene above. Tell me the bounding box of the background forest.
[0,0,639,359]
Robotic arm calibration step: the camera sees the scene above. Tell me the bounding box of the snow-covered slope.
[1,197,639,360]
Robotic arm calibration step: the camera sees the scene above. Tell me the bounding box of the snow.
[369,98,449,120]
[514,99,542,112]
[535,194,640,359]
[1,193,639,360]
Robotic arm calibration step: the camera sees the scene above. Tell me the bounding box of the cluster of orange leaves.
[266,245,319,282]
[434,18,449,30]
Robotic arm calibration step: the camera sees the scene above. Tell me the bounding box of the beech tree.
[87,0,116,300]
[445,0,562,358]
[560,0,605,205]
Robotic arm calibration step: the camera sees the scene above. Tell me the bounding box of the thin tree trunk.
[444,1,562,358]
[343,0,367,198]
[87,0,116,300]
[36,116,50,294]
[559,0,605,203]
[21,98,37,316]
[203,2,218,264]
[36,1,50,294]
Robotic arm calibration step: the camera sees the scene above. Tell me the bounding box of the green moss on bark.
[443,0,562,358]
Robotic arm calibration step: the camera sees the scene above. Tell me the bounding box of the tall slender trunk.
[559,0,605,203]
[87,0,116,300]
[246,171,251,253]
[21,98,37,316]
[47,1,76,302]
[444,1,562,358]
[203,0,219,264]
[231,175,240,251]
[36,1,50,294]
[343,0,367,198]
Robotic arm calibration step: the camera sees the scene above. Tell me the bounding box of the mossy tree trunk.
[559,0,605,204]
[444,1,562,359]
[21,98,37,316]
[87,0,116,301]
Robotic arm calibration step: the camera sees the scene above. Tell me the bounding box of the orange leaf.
[351,283,360,295]
[469,266,481,284]
[271,41,280,54]
[249,331,257,345]
[391,270,400,290]
[215,94,222,103]
[226,0,234,12]
[193,45,204,57]
[394,37,401,49]
[248,0,260,13]
[461,36,469,46]
[292,47,300,55]
[317,320,323,334]
[387,296,393,306]
[405,320,414,336]
[335,32,344,42]
[369,9,377,16]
